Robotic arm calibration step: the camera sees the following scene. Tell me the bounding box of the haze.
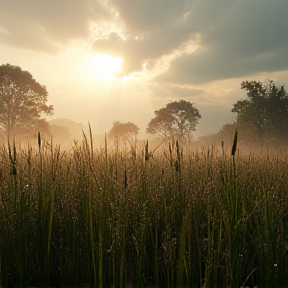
[1,0,288,138]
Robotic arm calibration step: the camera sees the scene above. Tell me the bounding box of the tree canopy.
[0,64,53,140]
[146,99,201,141]
[232,80,288,146]
[108,121,139,144]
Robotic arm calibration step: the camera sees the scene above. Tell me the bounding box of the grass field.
[1,133,288,288]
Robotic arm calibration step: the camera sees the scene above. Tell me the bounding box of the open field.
[1,134,288,288]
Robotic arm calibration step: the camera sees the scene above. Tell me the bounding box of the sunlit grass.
[1,134,288,287]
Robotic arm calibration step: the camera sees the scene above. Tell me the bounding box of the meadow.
[1,132,288,288]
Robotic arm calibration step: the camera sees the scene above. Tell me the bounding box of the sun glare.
[85,54,123,81]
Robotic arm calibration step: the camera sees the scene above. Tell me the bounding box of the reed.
[1,133,288,287]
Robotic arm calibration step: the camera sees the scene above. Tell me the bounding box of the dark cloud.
[156,46,288,85]
[106,0,189,34]
[156,0,288,84]
[94,0,288,82]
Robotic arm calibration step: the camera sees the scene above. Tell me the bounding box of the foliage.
[146,99,201,141]
[232,80,288,146]
[49,118,85,144]
[0,64,53,140]
[198,122,236,144]
[108,121,139,144]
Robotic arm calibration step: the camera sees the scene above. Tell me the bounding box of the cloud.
[93,27,192,74]
[0,0,109,52]
[94,0,288,82]
[92,0,195,74]
[156,0,288,84]
[106,0,189,34]
[156,46,288,85]
[2,0,288,85]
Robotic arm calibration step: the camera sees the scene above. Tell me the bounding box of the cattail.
[231,129,238,156]
[124,167,128,189]
[145,140,149,161]
[8,141,17,164]
[38,131,41,153]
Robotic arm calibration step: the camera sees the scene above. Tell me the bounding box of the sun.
[85,54,123,81]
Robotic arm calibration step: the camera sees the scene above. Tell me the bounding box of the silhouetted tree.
[108,121,139,145]
[0,64,53,140]
[198,122,236,146]
[49,118,84,140]
[146,99,201,141]
[232,80,288,146]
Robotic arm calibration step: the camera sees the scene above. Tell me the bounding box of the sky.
[1,0,288,139]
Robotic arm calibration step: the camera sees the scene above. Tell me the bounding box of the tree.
[146,99,201,141]
[108,121,139,145]
[49,118,84,140]
[0,64,53,140]
[232,80,288,146]
[198,122,237,147]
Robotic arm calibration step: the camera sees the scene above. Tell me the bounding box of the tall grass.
[1,133,288,287]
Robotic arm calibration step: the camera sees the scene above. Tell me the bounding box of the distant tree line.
[1,63,288,149]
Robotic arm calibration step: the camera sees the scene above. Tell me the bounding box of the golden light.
[85,54,123,81]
